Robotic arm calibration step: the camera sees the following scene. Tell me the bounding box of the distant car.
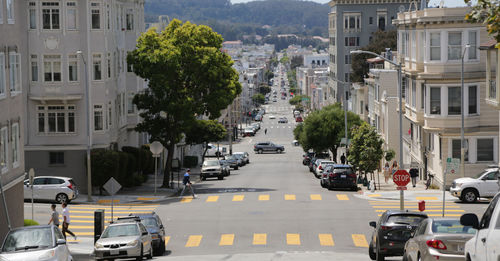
[314,161,335,178]
[219,160,231,176]
[323,164,357,191]
[233,152,250,164]
[232,153,246,166]
[94,221,153,261]
[403,218,475,261]
[224,155,240,170]
[243,128,255,137]
[450,165,499,203]
[253,142,284,154]
[295,116,303,122]
[254,115,262,121]
[292,140,299,146]
[303,152,315,165]
[23,176,78,203]
[278,117,288,123]
[273,98,277,102]
[251,122,261,130]
[0,225,72,261]
[201,159,225,180]
[116,214,166,256]
[369,210,428,261]
[269,115,276,119]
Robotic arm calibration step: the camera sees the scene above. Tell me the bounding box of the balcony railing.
[489,80,497,99]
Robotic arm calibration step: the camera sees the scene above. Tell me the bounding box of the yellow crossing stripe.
[232,195,244,201]
[206,196,219,202]
[219,234,235,246]
[318,234,334,246]
[97,199,120,204]
[284,194,296,200]
[259,195,270,201]
[415,197,438,200]
[352,234,369,247]
[136,197,159,201]
[180,197,193,203]
[336,194,349,200]
[185,235,202,247]
[73,232,94,236]
[367,194,381,197]
[310,194,322,200]
[253,233,267,245]
[286,233,301,245]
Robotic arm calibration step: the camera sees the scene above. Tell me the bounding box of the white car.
[315,161,335,178]
[24,176,78,203]
[269,115,276,119]
[205,143,227,157]
[450,166,499,203]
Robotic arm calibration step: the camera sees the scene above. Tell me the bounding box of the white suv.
[450,166,499,203]
[24,176,78,203]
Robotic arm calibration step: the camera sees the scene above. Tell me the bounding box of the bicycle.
[425,173,434,190]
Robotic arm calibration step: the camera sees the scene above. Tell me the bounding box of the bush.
[183,156,198,168]
[24,219,39,226]
[90,149,120,188]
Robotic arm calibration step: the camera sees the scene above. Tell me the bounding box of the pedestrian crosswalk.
[177,193,351,203]
[368,200,465,217]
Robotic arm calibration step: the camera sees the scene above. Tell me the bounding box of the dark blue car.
[118,213,166,256]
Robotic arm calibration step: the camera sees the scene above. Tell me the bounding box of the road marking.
[253,233,267,245]
[206,196,219,202]
[318,234,335,246]
[284,194,296,200]
[73,232,94,236]
[69,210,153,214]
[416,197,438,200]
[219,234,235,246]
[375,209,465,212]
[180,197,193,203]
[352,234,369,247]
[367,194,381,197]
[97,199,120,204]
[68,225,94,229]
[247,138,253,144]
[259,195,270,201]
[310,194,322,200]
[371,206,460,209]
[165,236,170,247]
[185,235,202,247]
[136,197,159,201]
[288,126,291,128]
[232,195,244,201]
[287,233,301,245]
[336,194,349,200]
[69,206,157,210]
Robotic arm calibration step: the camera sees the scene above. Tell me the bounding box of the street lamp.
[351,49,404,210]
[461,44,471,178]
[76,50,93,202]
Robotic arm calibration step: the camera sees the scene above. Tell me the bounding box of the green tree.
[252,93,266,105]
[465,0,500,48]
[289,95,309,106]
[347,122,384,177]
[185,119,227,163]
[280,53,290,64]
[385,148,396,162]
[290,55,303,70]
[128,20,241,187]
[264,70,274,82]
[259,84,271,95]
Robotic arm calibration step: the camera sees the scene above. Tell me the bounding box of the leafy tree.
[290,55,303,70]
[185,119,227,163]
[252,93,266,105]
[293,123,311,152]
[289,95,309,106]
[259,84,271,95]
[347,122,384,177]
[385,148,396,162]
[280,54,290,64]
[351,30,397,83]
[128,20,241,187]
[465,0,500,48]
[264,70,274,82]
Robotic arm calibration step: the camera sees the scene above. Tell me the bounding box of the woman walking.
[383,162,390,183]
[389,161,399,182]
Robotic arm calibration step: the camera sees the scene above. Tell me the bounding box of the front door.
[484,171,499,197]
[32,177,48,200]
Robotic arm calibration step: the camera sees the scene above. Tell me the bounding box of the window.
[377,14,386,31]
[11,123,19,166]
[330,37,335,46]
[411,79,416,107]
[43,55,61,82]
[344,14,361,30]
[107,53,111,78]
[127,93,135,114]
[448,32,462,60]
[29,7,37,29]
[448,87,461,115]
[6,0,13,23]
[68,54,78,82]
[344,55,351,64]
[66,3,77,30]
[0,127,7,170]
[477,139,494,162]
[106,4,110,30]
[479,194,499,230]
[345,73,350,82]
[31,55,38,82]
[9,52,20,93]
[0,0,3,24]
[421,83,425,109]
[126,9,133,30]
[0,53,5,96]
[375,84,379,101]
[91,4,100,29]
[42,2,60,29]
[94,105,104,131]
[430,32,441,61]
[344,37,360,47]
[468,31,477,60]
[360,100,363,114]
[49,152,64,165]
[37,105,76,134]
[369,17,373,24]
[108,102,112,126]
[430,87,441,115]
[452,139,468,161]
[469,85,477,114]
[93,54,102,80]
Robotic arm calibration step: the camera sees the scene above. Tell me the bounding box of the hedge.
[183,156,198,168]
[24,219,39,226]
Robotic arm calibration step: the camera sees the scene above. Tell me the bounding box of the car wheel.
[258,149,263,154]
[462,189,478,203]
[402,252,408,261]
[376,242,385,261]
[368,243,376,260]
[201,176,206,181]
[218,176,224,180]
[234,166,239,170]
[146,245,153,259]
[277,149,282,153]
[320,181,326,188]
[56,193,69,203]
[136,245,143,261]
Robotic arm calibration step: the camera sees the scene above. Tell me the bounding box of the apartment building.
[394,7,498,187]
[0,0,27,240]
[328,0,415,103]
[24,0,146,193]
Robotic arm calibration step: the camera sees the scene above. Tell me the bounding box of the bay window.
[477,139,494,162]
[11,123,19,166]
[31,55,38,82]
[29,3,37,29]
[6,0,13,24]
[44,55,62,82]
[0,53,5,96]
[93,54,102,80]
[469,85,477,114]
[66,2,77,30]
[448,32,462,60]
[0,127,7,170]
[448,87,461,115]
[37,105,76,134]
[430,87,441,115]
[9,52,20,93]
[468,31,477,60]
[430,32,441,61]
[452,139,468,161]
[126,9,134,30]
[344,13,361,30]
[91,3,100,29]
[68,54,78,82]
[94,105,104,131]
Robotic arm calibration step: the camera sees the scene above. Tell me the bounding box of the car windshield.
[141,217,158,228]
[225,155,235,160]
[203,161,219,167]
[431,220,476,234]
[101,224,139,238]
[2,227,53,252]
[387,215,427,226]
[333,168,354,174]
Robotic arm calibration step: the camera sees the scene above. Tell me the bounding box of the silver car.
[403,218,476,261]
[94,222,153,261]
[0,225,72,261]
[24,176,78,203]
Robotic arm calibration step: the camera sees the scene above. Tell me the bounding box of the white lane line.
[247,138,253,144]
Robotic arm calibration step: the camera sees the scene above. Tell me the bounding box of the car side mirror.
[56,239,66,245]
[460,213,480,230]
[160,225,164,229]
[369,221,376,228]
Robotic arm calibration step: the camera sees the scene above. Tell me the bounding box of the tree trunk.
[331,146,338,163]
[162,142,175,188]
[201,142,208,164]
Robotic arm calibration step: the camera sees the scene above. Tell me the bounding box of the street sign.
[446,158,460,175]
[28,168,35,185]
[393,169,411,187]
[103,177,121,196]
[149,141,164,155]
[397,186,407,190]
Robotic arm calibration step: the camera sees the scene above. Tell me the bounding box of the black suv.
[323,164,357,191]
[369,210,428,261]
[254,142,284,154]
[116,213,166,256]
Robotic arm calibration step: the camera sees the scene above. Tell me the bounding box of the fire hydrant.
[418,200,426,212]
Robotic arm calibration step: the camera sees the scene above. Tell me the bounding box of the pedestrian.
[410,168,419,187]
[61,202,77,240]
[340,153,346,164]
[180,169,197,199]
[383,162,391,184]
[264,128,267,135]
[48,204,60,228]
[389,161,399,178]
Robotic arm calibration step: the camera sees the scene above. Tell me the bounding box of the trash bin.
[94,209,105,243]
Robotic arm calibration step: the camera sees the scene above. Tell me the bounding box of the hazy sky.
[230,0,467,8]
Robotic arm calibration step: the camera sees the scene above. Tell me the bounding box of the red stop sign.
[393,170,411,186]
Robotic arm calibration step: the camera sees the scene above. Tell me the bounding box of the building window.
[37,105,76,134]
[344,55,351,64]
[9,52,21,93]
[369,17,373,24]
[448,32,462,61]
[377,14,386,31]
[107,53,111,78]
[477,138,494,162]
[360,100,363,114]
[0,127,7,170]
[29,7,37,29]
[11,123,19,166]
[93,54,102,80]
[126,9,134,30]
[448,87,461,115]
[127,93,135,114]
[94,105,104,131]
[344,14,361,30]
[43,55,62,82]
[68,54,78,82]
[0,53,5,96]
[344,37,360,47]
[66,2,77,30]
[106,4,110,30]
[345,73,350,82]
[42,2,60,30]
[469,85,477,114]
[0,0,3,24]
[411,79,416,107]
[108,102,112,127]
[421,83,425,110]
[6,0,13,23]
[452,139,468,161]
[49,152,64,165]
[430,87,441,115]
[430,32,440,61]
[468,31,477,60]
[91,4,100,29]
[31,55,38,82]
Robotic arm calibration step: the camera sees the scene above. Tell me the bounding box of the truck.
[450,165,499,203]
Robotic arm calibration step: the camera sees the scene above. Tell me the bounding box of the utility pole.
[229,103,233,155]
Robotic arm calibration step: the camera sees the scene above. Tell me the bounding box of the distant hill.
[145,0,329,44]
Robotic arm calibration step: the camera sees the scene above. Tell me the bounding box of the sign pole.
[442,168,446,217]
[154,155,158,196]
[29,169,35,221]
[111,181,114,222]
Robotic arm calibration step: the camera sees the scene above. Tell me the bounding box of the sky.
[230,0,468,8]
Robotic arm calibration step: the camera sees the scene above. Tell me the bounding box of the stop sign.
[393,169,411,186]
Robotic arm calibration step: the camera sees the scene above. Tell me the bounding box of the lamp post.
[351,49,403,210]
[461,44,471,178]
[76,50,93,202]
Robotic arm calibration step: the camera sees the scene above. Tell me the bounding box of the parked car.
[201,159,225,180]
[403,218,475,261]
[253,142,284,154]
[94,221,153,261]
[314,161,335,178]
[233,152,250,164]
[269,115,276,119]
[450,165,499,203]
[272,98,277,102]
[116,214,166,256]
[243,127,255,137]
[219,160,231,176]
[254,114,262,121]
[251,123,261,131]
[232,153,246,167]
[323,164,357,191]
[23,176,78,203]
[460,192,500,261]
[0,225,72,261]
[303,152,315,165]
[292,140,299,146]
[369,210,428,261]
[224,155,240,170]
[295,116,303,122]
[278,117,288,123]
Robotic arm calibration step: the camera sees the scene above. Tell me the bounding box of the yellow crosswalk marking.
[136,197,159,201]
[206,196,219,202]
[219,234,235,246]
[253,233,267,245]
[259,195,270,201]
[416,197,438,200]
[352,234,369,247]
[68,225,95,229]
[73,232,94,236]
[180,197,193,203]
[284,194,296,200]
[318,234,334,246]
[232,195,244,201]
[337,194,349,200]
[310,194,322,200]
[367,194,381,197]
[165,236,170,247]
[185,235,202,247]
[97,199,120,204]
[287,233,301,245]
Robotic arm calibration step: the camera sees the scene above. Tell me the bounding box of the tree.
[252,93,266,105]
[384,148,395,162]
[290,55,303,70]
[185,119,227,163]
[259,84,271,95]
[128,20,241,188]
[347,122,384,179]
[264,70,274,82]
[289,95,309,106]
[465,0,500,48]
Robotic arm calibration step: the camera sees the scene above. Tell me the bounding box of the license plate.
[110,249,119,255]
[458,245,464,252]
[341,175,346,178]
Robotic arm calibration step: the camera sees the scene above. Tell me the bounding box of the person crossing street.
[61,202,77,240]
[181,169,197,198]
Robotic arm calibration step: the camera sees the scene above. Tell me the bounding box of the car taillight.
[348,174,356,178]
[322,173,327,178]
[426,239,447,250]
[380,226,392,231]
[319,166,323,170]
[67,183,74,190]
